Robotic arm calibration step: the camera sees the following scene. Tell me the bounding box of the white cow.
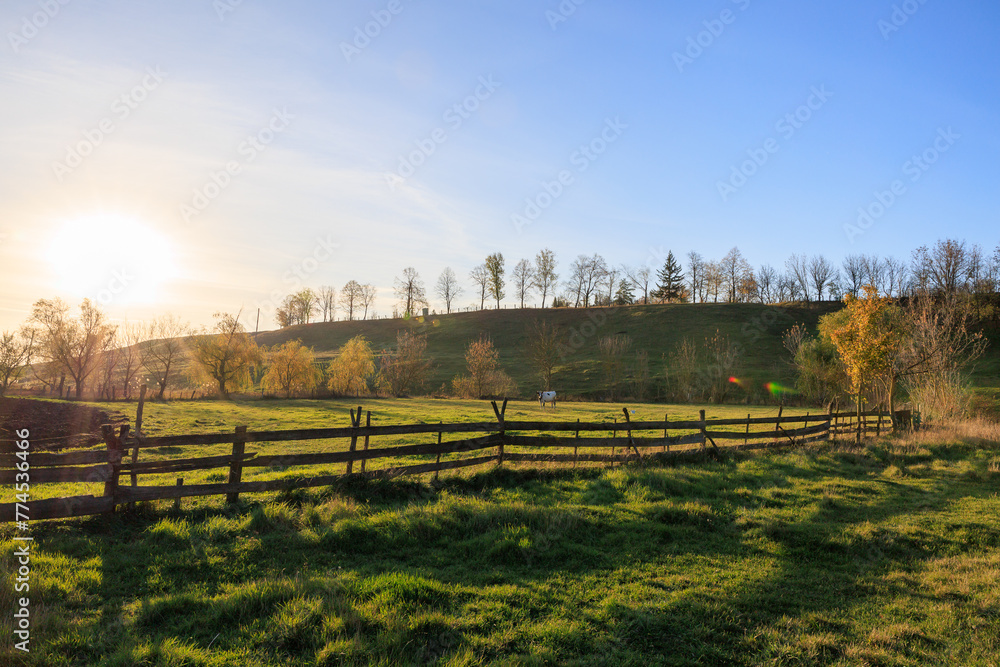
[537,391,556,408]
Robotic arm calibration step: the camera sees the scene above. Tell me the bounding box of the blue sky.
[1,0,997,331]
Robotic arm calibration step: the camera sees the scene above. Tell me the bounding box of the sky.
[1,0,998,333]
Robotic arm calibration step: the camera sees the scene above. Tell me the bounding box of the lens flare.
[728,376,743,385]
[764,382,798,396]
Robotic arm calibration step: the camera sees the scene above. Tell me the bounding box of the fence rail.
[1,401,902,522]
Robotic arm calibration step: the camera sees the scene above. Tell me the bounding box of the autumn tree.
[394,267,427,317]
[452,335,516,398]
[29,298,114,399]
[190,311,260,398]
[262,339,321,398]
[825,286,906,431]
[511,258,535,308]
[378,330,431,397]
[533,249,558,308]
[485,253,505,308]
[144,314,189,400]
[276,289,319,327]
[435,267,462,313]
[327,335,376,396]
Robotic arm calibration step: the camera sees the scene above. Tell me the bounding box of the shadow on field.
[31,445,1000,664]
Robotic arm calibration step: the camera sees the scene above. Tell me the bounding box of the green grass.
[4,418,1000,665]
[32,397,822,505]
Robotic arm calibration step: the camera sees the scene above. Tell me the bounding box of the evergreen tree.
[614,280,635,305]
[653,251,684,302]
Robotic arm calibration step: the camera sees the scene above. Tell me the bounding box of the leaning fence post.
[102,424,127,514]
[129,384,147,506]
[491,399,507,466]
[226,425,248,504]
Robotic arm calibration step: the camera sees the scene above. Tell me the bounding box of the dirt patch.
[0,397,129,450]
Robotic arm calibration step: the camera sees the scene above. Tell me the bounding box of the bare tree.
[687,251,705,303]
[602,264,622,306]
[0,329,34,397]
[861,254,887,295]
[533,248,558,308]
[626,265,653,305]
[720,247,752,302]
[484,253,505,308]
[884,257,909,297]
[841,254,865,297]
[318,286,337,322]
[340,280,364,321]
[144,314,189,400]
[567,254,607,307]
[808,255,837,301]
[785,253,811,301]
[469,264,489,310]
[525,320,560,390]
[28,298,113,399]
[704,261,724,303]
[394,267,428,317]
[360,284,377,320]
[117,320,148,399]
[757,264,778,304]
[510,259,535,308]
[435,267,462,314]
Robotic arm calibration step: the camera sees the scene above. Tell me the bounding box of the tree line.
[270,238,1000,328]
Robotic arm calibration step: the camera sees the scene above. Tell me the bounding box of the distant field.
[3,419,1000,665]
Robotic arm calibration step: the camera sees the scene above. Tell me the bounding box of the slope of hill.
[254,302,845,400]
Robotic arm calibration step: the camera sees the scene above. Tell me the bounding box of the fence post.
[174,478,183,512]
[434,421,442,481]
[744,413,751,446]
[101,424,127,514]
[699,410,707,452]
[360,411,371,474]
[491,399,507,466]
[130,384,147,501]
[346,406,361,474]
[774,405,783,445]
[663,413,668,453]
[827,403,836,445]
[574,418,579,466]
[226,425,247,504]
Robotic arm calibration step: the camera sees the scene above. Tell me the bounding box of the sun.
[45,214,179,307]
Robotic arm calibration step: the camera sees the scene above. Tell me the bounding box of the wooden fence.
[1,401,899,522]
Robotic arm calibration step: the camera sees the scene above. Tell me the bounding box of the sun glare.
[45,214,179,307]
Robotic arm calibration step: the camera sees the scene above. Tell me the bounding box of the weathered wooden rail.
[1,401,897,522]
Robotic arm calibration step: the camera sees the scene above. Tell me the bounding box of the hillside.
[253,302,845,401]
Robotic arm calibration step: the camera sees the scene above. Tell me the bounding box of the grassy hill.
[253,302,845,401]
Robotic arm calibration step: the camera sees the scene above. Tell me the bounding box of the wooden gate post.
[226,425,248,504]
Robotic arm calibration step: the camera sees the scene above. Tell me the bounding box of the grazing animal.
[537,390,556,408]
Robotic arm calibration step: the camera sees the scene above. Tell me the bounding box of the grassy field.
[21,397,821,504]
[3,396,1000,665]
